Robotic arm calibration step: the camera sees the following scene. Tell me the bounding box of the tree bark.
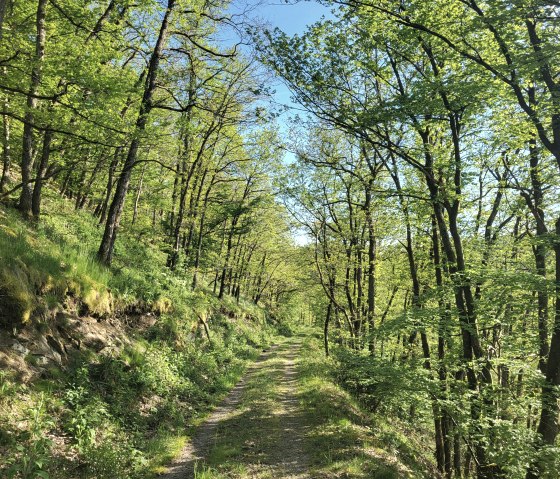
[97,0,175,264]
[191,174,217,290]
[535,217,560,440]
[131,162,145,225]
[19,0,48,216]
[99,147,121,225]
[0,95,10,192]
[31,128,52,218]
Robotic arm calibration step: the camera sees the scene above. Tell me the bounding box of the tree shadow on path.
[161,340,310,479]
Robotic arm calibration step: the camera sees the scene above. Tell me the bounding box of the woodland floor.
[159,333,423,479]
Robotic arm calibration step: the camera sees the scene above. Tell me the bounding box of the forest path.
[161,337,310,479]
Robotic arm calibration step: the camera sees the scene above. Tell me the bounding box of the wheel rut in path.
[161,339,310,479]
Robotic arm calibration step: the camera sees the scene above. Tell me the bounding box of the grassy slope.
[0,188,278,479]
[298,333,435,479]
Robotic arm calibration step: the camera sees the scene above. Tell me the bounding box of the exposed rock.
[10,340,29,357]
[31,355,49,366]
[1,303,141,382]
[33,335,62,364]
[46,335,65,356]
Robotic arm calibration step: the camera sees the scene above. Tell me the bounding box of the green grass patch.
[297,333,434,478]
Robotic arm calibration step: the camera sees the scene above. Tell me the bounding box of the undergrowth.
[298,332,435,478]
[0,189,280,478]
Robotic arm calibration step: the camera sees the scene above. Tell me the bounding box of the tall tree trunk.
[324,297,333,357]
[97,0,175,264]
[365,191,376,354]
[219,218,237,299]
[0,96,10,192]
[131,162,145,225]
[78,153,104,210]
[168,123,194,269]
[252,253,267,304]
[19,0,47,216]
[524,138,549,373]
[169,158,180,234]
[213,220,227,294]
[191,175,216,290]
[419,125,493,478]
[236,243,256,300]
[227,232,243,295]
[432,214,454,478]
[99,147,121,225]
[169,170,188,268]
[184,166,207,259]
[74,166,87,210]
[31,128,52,218]
[529,217,560,475]
[168,76,197,268]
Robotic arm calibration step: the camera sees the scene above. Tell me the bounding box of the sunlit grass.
[0,192,277,479]
[145,434,187,475]
[297,334,428,478]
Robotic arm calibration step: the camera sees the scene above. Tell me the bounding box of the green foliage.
[0,189,287,478]
[298,334,430,478]
[335,348,430,416]
[81,438,147,479]
[256,1,560,476]
[5,396,53,479]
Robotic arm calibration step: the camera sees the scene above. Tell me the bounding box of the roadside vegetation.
[298,333,433,479]
[0,190,285,479]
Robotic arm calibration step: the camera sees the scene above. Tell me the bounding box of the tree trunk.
[219,219,236,299]
[131,163,145,225]
[97,0,175,265]
[184,166,207,259]
[0,96,10,192]
[529,217,560,475]
[365,187,376,354]
[31,128,52,218]
[191,175,216,290]
[526,138,549,373]
[99,147,122,225]
[168,127,193,269]
[324,299,333,357]
[19,0,47,216]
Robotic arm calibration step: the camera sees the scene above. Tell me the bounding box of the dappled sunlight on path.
[160,339,310,479]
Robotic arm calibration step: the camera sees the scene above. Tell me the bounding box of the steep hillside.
[0,190,288,479]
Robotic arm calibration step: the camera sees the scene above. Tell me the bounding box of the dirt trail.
[161,340,309,479]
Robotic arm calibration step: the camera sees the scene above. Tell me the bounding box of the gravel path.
[160,340,309,479]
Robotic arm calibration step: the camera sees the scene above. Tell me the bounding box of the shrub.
[5,396,54,479]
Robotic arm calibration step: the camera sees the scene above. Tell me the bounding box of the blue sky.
[237,0,334,111]
[255,1,332,35]
[224,1,334,244]
[251,2,334,245]
[257,1,332,109]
